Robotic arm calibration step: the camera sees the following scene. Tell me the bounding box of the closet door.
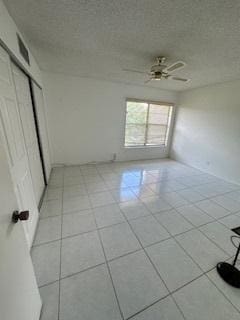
[0,44,42,319]
[12,63,45,204]
[0,45,39,246]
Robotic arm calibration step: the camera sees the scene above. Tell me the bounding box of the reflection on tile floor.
[32,159,240,320]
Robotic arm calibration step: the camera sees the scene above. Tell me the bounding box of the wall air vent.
[17,33,30,65]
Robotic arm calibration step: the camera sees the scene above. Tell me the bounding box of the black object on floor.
[217,226,240,288]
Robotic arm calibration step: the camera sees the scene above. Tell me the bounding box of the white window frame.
[124,98,174,148]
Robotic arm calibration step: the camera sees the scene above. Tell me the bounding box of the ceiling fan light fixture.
[150,71,162,80]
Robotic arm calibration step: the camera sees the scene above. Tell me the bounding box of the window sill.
[124,145,167,149]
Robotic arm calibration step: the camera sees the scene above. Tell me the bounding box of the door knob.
[12,210,29,223]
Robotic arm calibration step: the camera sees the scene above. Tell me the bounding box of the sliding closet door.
[12,63,45,204]
[0,45,39,246]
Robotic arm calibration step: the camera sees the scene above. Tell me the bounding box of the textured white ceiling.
[4,0,240,91]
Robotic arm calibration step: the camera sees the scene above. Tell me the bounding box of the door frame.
[28,78,47,186]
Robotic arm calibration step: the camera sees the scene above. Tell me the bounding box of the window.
[124,99,173,147]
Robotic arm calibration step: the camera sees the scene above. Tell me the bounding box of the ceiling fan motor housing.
[151,64,167,73]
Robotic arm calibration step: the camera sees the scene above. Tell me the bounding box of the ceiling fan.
[123,56,190,83]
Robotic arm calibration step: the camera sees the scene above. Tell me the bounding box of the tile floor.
[32,159,240,320]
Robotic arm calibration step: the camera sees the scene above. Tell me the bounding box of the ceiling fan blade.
[162,74,171,79]
[164,61,186,73]
[144,78,152,84]
[122,68,147,74]
[171,76,190,82]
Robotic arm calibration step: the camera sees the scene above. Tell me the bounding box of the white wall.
[43,72,178,165]
[171,80,240,184]
[0,0,42,85]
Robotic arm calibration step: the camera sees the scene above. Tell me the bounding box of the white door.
[0,129,42,320]
[0,45,39,246]
[12,64,45,204]
[32,82,51,180]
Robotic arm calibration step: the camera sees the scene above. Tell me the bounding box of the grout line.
[54,262,107,284]
[87,168,125,320]
[39,163,240,319]
[206,270,240,314]
[34,210,194,250]
[35,204,239,258]
[175,188,240,213]
[118,208,170,289]
[173,232,216,274]
[118,204,188,319]
[38,279,60,289]
[173,203,234,229]
[170,293,187,320]
[95,229,125,320]
[196,225,235,257]
[36,212,240,265]
[125,253,239,320]
[35,227,223,283]
[218,215,240,230]
[57,172,64,320]
[155,213,234,264]
[124,294,172,320]
[38,253,237,307]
